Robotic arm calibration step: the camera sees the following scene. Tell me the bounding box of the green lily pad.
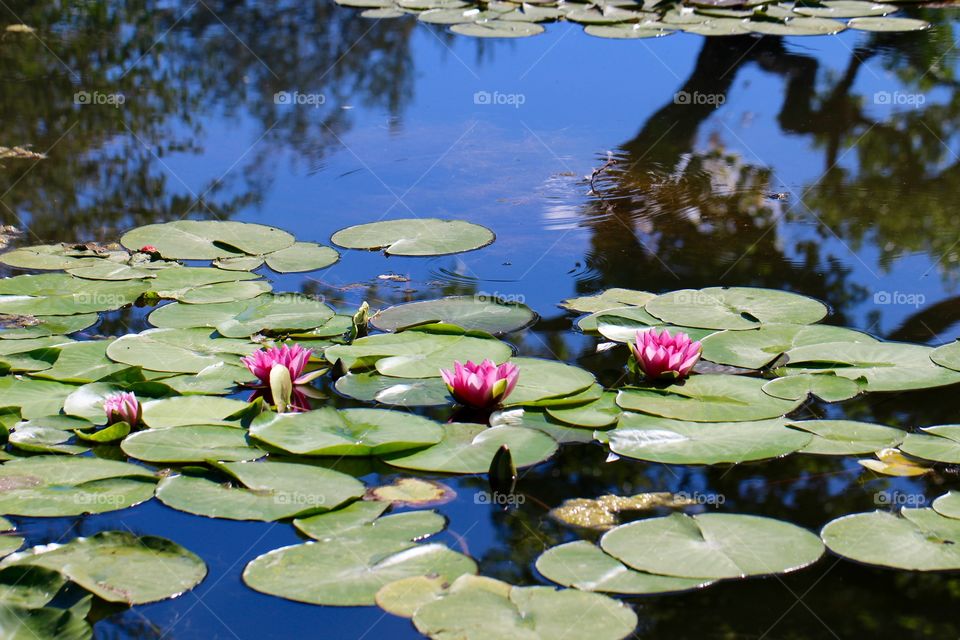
[28,340,130,383]
[376,574,511,619]
[932,492,960,519]
[213,255,265,271]
[245,502,475,606]
[584,24,672,37]
[617,374,803,422]
[0,377,77,419]
[325,328,512,378]
[605,413,809,464]
[385,422,558,473]
[761,373,863,402]
[680,17,751,34]
[66,262,159,281]
[121,221,295,259]
[121,425,264,463]
[141,396,249,428]
[0,313,98,340]
[930,341,960,371]
[536,541,712,594]
[545,392,620,428]
[450,20,545,36]
[249,407,443,456]
[786,419,905,455]
[106,328,257,374]
[645,288,828,330]
[601,512,824,579]
[263,242,339,273]
[821,509,960,570]
[411,583,637,640]
[213,295,336,337]
[778,342,960,392]
[0,243,113,270]
[502,357,596,406]
[368,478,456,507]
[8,423,88,455]
[701,324,876,369]
[334,372,451,407]
[490,408,603,444]
[0,457,155,516]
[0,604,91,640]
[372,296,536,335]
[174,280,271,304]
[899,425,960,463]
[156,461,364,521]
[594,314,714,345]
[744,15,846,34]
[331,219,494,256]
[0,566,66,608]
[846,15,929,30]
[5,531,206,604]
[576,306,659,334]
[560,288,655,314]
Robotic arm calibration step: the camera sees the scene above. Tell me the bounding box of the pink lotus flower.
[241,344,313,386]
[632,328,701,380]
[104,391,141,425]
[440,359,519,410]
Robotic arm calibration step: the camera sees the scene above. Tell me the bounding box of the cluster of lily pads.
[0,218,959,638]
[336,0,931,39]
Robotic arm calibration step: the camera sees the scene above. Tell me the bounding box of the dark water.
[3,1,960,638]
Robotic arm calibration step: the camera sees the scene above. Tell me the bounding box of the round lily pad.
[367,478,456,507]
[0,244,112,270]
[0,565,66,608]
[121,425,265,463]
[847,16,929,30]
[899,425,960,463]
[536,541,712,594]
[546,392,621,428]
[140,396,249,428]
[616,374,803,422]
[584,24,672,38]
[120,221,295,259]
[156,461,364,521]
[106,328,257,374]
[0,377,76,419]
[560,288,655,314]
[786,419,905,455]
[744,16,846,34]
[605,413,809,464]
[264,242,340,273]
[371,296,536,335]
[600,512,824,579]
[384,422,558,473]
[930,341,960,371]
[794,0,895,17]
[450,20,545,37]
[761,373,862,402]
[932,492,960,519]
[0,313,98,340]
[331,219,495,256]
[503,357,596,406]
[4,531,207,604]
[645,288,828,330]
[249,407,443,456]
[701,324,876,369]
[0,457,155,517]
[821,509,960,570]
[334,372,451,407]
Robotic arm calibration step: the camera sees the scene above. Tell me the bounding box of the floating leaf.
[549,493,696,532]
[761,373,862,402]
[371,296,536,335]
[560,288,655,314]
[584,24,673,37]
[821,509,960,570]
[0,604,91,640]
[646,287,828,330]
[600,512,824,579]
[141,396,250,428]
[933,492,960,519]
[490,407,603,444]
[786,419,905,455]
[450,20,546,37]
[847,16,929,30]
[930,341,960,371]
[121,425,264,463]
[385,422,557,473]
[334,372,450,406]
[744,15,846,34]
[331,219,494,256]
[858,447,931,477]
[250,407,443,456]
[0,313,98,340]
[106,328,257,374]
[263,242,340,273]
[503,357,596,406]
[120,221,295,259]
[701,324,876,369]
[899,425,960,463]
[0,566,66,608]
[5,531,206,604]
[0,377,78,419]
[536,541,711,594]
[545,392,620,427]
[793,0,895,17]
[367,478,456,507]
[28,340,129,384]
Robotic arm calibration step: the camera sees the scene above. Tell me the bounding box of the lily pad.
[930,341,960,371]
[846,16,929,30]
[932,492,960,519]
[140,396,249,428]
[744,15,846,34]
[331,219,494,256]
[761,373,862,402]
[701,324,876,369]
[560,288,655,314]
[4,531,206,604]
[859,447,931,477]
[385,422,558,473]
[450,20,546,37]
[0,566,66,608]
[249,407,443,456]
[367,478,456,507]
[545,392,620,428]
[900,425,960,463]
[605,413,809,464]
[786,419,905,455]
[0,377,78,419]
[106,328,257,373]
[536,541,712,594]
[503,357,596,406]
[0,313,98,340]
[821,509,960,570]
[584,24,672,37]
[600,512,824,579]
[263,242,340,273]
[156,461,364,521]
[616,374,803,422]
[120,221,295,259]
[28,340,130,384]
[645,287,828,330]
[0,604,91,640]
[121,425,265,463]
[0,457,155,516]
[334,372,451,407]
[371,296,536,335]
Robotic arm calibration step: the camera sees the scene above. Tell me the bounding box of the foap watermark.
[475,491,525,506]
[74,90,125,109]
[873,290,925,308]
[475,292,526,305]
[874,491,925,507]
[74,493,126,507]
[473,91,525,109]
[274,91,326,108]
[874,91,925,107]
[676,491,726,506]
[674,91,725,106]
[274,491,327,507]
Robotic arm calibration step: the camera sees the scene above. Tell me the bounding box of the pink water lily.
[103,391,141,426]
[440,359,519,410]
[632,328,701,380]
[241,344,314,386]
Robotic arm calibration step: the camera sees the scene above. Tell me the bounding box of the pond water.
[3,1,960,638]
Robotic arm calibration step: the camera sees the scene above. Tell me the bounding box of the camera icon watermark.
[674,91,725,106]
[675,491,725,506]
[874,491,925,507]
[274,91,326,108]
[473,91,526,109]
[874,91,925,107]
[74,90,126,109]
[872,290,925,308]
[475,491,525,506]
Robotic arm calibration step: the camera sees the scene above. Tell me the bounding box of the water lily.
[440,359,519,409]
[103,391,141,426]
[241,344,314,386]
[632,328,701,380]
